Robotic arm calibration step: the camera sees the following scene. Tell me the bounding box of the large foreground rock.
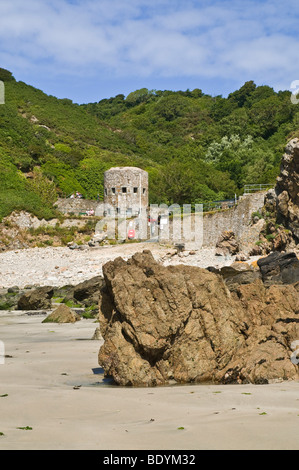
[98,250,299,386]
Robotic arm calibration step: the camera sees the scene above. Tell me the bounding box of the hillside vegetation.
[0,67,299,221]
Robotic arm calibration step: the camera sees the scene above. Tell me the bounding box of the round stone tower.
[104,167,148,217]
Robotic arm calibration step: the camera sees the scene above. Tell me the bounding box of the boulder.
[98,250,299,386]
[263,189,278,217]
[73,275,104,306]
[17,286,54,310]
[215,230,239,256]
[257,251,299,285]
[42,304,81,323]
[0,286,23,310]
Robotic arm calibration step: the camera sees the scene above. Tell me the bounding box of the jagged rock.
[249,244,263,256]
[207,263,261,292]
[235,253,249,261]
[264,189,277,217]
[73,275,104,306]
[91,327,102,340]
[0,286,24,310]
[222,279,299,384]
[53,284,74,299]
[42,304,81,323]
[257,251,299,285]
[275,138,299,240]
[215,230,239,256]
[249,239,272,256]
[17,286,54,310]
[0,293,18,310]
[277,191,289,218]
[256,139,299,252]
[272,229,289,251]
[98,250,299,387]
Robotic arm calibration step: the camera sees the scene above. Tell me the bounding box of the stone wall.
[56,192,266,250]
[162,192,266,249]
[55,198,103,216]
[201,192,266,249]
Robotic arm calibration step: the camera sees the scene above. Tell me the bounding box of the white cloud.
[0,0,299,94]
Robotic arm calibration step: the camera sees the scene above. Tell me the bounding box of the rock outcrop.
[215,230,239,256]
[257,251,299,286]
[73,275,104,306]
[276,139,299,240]
[263,138,299,243]
[98,250,299,387]
[249,138,299,255]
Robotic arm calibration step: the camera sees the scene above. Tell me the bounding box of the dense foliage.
[0,68,299,220]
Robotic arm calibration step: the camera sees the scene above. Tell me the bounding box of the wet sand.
[0,311,298,450]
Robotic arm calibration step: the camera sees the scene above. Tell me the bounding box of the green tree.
[27,166,57,204]
[249,95,294,138]
[125,88,154,107]
[228,80,256,107]
[0,68,15,82]
[154,94,189,121]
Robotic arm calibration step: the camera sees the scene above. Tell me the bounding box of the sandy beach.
[0,243,298,451]
[1,311,299,451]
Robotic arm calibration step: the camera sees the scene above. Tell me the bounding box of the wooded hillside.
[0,67,298,220]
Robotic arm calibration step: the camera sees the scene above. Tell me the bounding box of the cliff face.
[273,138,299,241]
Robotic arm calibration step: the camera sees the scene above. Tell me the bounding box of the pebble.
[0,244,258,289]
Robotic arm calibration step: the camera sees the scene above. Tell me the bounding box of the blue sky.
[0,0,298,104]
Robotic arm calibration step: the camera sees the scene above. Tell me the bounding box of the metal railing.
[202,198,237,212]
[243,184,274,195]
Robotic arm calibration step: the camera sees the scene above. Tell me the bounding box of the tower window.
[122,187,127,193]
[133,187,138,194]
[143,188,146,194]
[111,187,115,194]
